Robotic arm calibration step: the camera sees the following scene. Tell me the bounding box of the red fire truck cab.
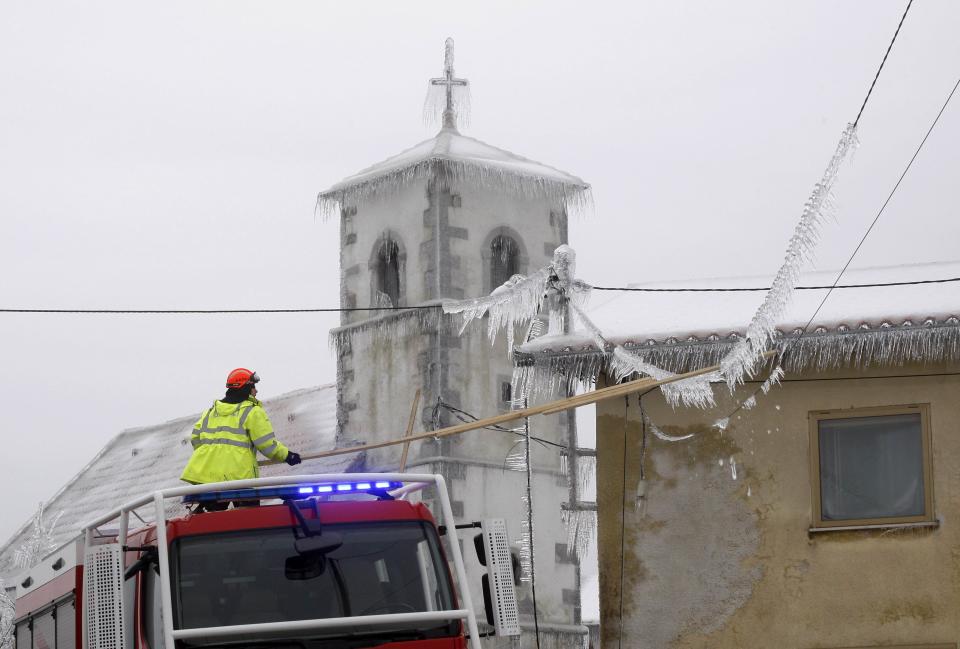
[13,473,520,649]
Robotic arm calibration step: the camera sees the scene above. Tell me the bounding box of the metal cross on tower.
[429,37,468,131]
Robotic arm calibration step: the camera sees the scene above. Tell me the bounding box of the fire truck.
[12,473,520,649]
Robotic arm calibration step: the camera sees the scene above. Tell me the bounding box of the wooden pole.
[260,353,772,467]
[398,389,421,472]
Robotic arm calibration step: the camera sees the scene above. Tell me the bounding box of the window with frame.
[809,404,934,528]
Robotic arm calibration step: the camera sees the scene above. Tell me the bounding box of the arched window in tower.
[374,237,401,307]
[490,234,520,290]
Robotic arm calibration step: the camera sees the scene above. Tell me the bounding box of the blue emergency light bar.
[182,480,402,503]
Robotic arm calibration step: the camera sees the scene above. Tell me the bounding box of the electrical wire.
[854,0,914,128]
[714,67,960,424]
[802,73,960,335]
[437,400,568,450]
[4,275,959,315]
[591,275,960,293]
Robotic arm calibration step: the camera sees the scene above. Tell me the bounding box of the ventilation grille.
[482,518,521,636]
[83,544,125,649]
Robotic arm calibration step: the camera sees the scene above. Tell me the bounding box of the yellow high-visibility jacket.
[180,398,290,484]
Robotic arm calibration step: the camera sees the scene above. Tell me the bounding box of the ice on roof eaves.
[316,128,591,219]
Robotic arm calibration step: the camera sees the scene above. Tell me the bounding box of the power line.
[854,0,914,128]
[592,275,960,293]
[720,74,960,423]
[4,274,959,315]
[802,73,960,334]
[0,305,442,314]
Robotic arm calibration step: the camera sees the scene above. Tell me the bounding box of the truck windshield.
[171,521,457,641]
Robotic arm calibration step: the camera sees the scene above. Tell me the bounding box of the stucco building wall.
[596,362,960,649]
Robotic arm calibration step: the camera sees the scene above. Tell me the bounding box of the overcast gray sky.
[1,1,958,545]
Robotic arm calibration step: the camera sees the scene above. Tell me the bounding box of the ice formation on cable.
[610,347,721,409]
[572,300,720,409]
[443,245,584,351]
[444,269,551,351]
[644,415,695,442]
[720,123,859,387]
[13,504,63,570]
[761,366,785,394]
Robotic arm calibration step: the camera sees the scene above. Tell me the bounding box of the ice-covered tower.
[318,39,591,642]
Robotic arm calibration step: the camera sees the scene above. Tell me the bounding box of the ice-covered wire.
[719,123,859,389]
[711,72,959,428]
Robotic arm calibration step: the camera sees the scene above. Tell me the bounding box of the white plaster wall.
[336,177,582,630]
[340,182,430,316]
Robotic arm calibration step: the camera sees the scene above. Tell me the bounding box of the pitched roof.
[515,261,960,388]
[316,128,590,218]
[0,384,354,577]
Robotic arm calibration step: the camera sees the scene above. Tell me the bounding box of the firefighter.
[181,368,302,492]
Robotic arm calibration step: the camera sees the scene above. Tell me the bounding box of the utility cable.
[716,67,960,425]
[854,0,913,128]
[591,275,960,293]
[4,275,960,315]
[436,400,567,449]
[6,274,960,316]
[802,73,960,334]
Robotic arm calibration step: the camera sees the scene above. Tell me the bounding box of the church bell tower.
[318,38,592,642]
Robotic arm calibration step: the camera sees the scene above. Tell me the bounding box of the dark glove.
[285,451,302,466]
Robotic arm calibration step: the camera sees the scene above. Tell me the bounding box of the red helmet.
[226,368,260,389]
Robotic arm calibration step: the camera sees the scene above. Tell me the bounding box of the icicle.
[761,366,785,394]
[720,123,859,387]
[747,485,752,498]
[0,584,13,649]
[561,507,596,562]
[576,455,596,499]
[316,158,593,222]
[713,417,730,432]
[730,456,738,481]
[422,81,472,129]
[13,504,63,570]
[443,267,552,351]
[609,347,720,409]
[330,305,449,351]
[644,415,695,442]
[505,445,527,472]
[517,415,536,584]
[741,395,757,410]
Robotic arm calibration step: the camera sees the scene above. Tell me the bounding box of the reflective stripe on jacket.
[180,398,289,484]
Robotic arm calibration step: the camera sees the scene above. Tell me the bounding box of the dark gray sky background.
[1,1,958,546]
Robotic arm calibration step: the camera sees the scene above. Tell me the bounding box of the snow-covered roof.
[0,384,356,578]
[316,127,590,218]
[516,261,960,388]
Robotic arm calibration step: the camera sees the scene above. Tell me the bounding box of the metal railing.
[80,473,482,649]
